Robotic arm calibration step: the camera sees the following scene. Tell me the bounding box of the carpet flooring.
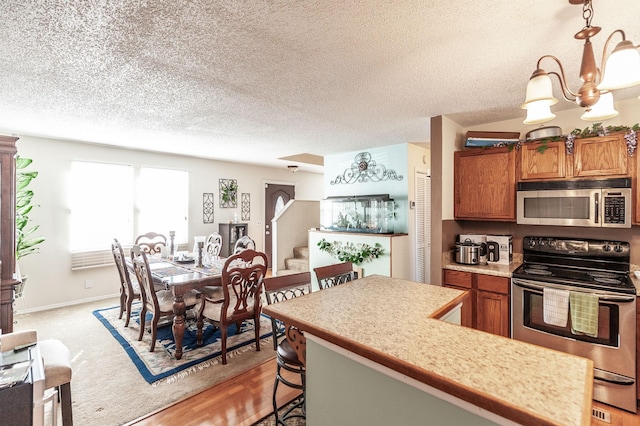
[14,297,277,426]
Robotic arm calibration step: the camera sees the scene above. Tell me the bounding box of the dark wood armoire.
[0,135,18,333]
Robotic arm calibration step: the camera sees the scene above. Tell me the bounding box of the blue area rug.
[93,303,272,384]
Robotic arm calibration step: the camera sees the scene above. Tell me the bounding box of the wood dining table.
[139,255,227,360]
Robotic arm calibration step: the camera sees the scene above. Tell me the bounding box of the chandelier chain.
[582,0,593,28]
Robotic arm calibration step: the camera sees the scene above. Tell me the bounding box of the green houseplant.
[317,238,384,265]
[15,156,45,297]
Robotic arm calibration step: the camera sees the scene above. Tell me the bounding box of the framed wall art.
[241,192,250,221]
[219,179,238,208]
[203,192,214,223]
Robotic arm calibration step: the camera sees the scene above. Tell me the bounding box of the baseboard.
[15,293,120,314]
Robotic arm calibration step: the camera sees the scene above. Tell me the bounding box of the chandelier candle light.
[521,0,640,125]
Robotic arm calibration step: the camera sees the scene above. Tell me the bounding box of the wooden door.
[573,134,629,177]
[454,147,516,220]
[476,274,510,337]
[264,183,295,267]
[476,291,510,337]
[519,141,566,180]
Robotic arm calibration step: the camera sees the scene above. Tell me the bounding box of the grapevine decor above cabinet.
[330,152,403,185]
[219,179,238,208]
[517,124,639,156]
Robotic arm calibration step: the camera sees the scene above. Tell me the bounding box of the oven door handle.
[512,279,636,303]
[594,369,635,386]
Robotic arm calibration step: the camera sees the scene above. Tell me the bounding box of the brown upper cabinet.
[454,147,516,221]
[519,140,567,180]
[520,133,630,181]
[573,134,629,177]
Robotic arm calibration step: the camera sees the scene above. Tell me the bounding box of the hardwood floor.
[591,401,639,426]
[127,357,300,426]
[127,355,639,426]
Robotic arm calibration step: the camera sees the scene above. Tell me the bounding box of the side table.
[0,344,46,426]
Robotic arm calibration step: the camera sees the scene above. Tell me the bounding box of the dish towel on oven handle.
[570,292,599,338]
[542,287,569,327]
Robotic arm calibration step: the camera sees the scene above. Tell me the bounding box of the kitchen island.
[262,275,593,425]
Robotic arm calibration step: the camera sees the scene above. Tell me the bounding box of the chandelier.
[521,0,640,125]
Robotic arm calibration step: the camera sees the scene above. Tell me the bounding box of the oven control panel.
[523,236,630,257]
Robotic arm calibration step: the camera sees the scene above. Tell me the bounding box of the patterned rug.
[93,303,272,384]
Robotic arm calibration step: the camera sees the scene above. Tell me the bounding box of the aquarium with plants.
[320,194,395,234]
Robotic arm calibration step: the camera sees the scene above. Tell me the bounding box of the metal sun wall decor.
[219,179,238,208]
[241,193,250,221]
[330,152,404,185]
[203,193,214,223]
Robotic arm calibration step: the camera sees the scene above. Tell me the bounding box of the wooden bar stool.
[39,340,73,426]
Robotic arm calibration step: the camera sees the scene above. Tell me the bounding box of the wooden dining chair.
[135,232,167,255]
[263,272,311,424]
[264,272,312,350]
[233,235,256,254]
[130,245,198,352]
[195,249,267,364]
[111,239,141,327]
[313,261,358,290]
[205,232,223,257]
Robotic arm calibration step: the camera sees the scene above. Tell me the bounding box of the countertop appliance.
[516,178,631,228]
[511,236,637,412]
[454,239,486,265]
[525,126,562,141]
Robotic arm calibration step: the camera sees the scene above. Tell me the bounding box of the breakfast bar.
[262,275,594,425]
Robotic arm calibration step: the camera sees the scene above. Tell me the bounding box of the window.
[70,162,134,252]
[69,161,189,269]
[138,167,188,243]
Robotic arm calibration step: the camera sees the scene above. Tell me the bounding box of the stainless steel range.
[511,236,637,412]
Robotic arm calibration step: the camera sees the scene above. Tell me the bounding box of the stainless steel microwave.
[516,178,631,228]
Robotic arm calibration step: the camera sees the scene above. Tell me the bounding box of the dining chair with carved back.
[263,272,311,424]
[194,249,267,364]
[112,239,167,327]
[313,261,358,290]
[233,235,256,254]
[205,232,223,258]
[134,232,167,255]
[130,244,198,352]
[111,238,141,327]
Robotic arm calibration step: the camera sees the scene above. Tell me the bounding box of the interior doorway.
[264,183,295,267]
[415,171,431,283]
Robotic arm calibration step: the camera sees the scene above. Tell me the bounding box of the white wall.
[465,97,640,140]
[272,200,320,274]
[14,135,323,312]
[324,143,410,233]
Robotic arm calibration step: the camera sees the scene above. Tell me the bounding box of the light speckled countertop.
[263,275,593,426]
[442,250,522,277]
[444,251,640,296]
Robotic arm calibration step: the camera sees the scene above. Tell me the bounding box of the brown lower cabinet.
[637,298,639,402]
[443,269,510,338]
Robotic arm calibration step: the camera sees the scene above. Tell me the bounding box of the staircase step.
[284,257,309,272]
[293,246,309,259]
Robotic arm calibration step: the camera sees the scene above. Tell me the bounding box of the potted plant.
[15,155,45,297]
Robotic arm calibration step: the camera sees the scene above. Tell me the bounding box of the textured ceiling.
[0,0,639,172]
